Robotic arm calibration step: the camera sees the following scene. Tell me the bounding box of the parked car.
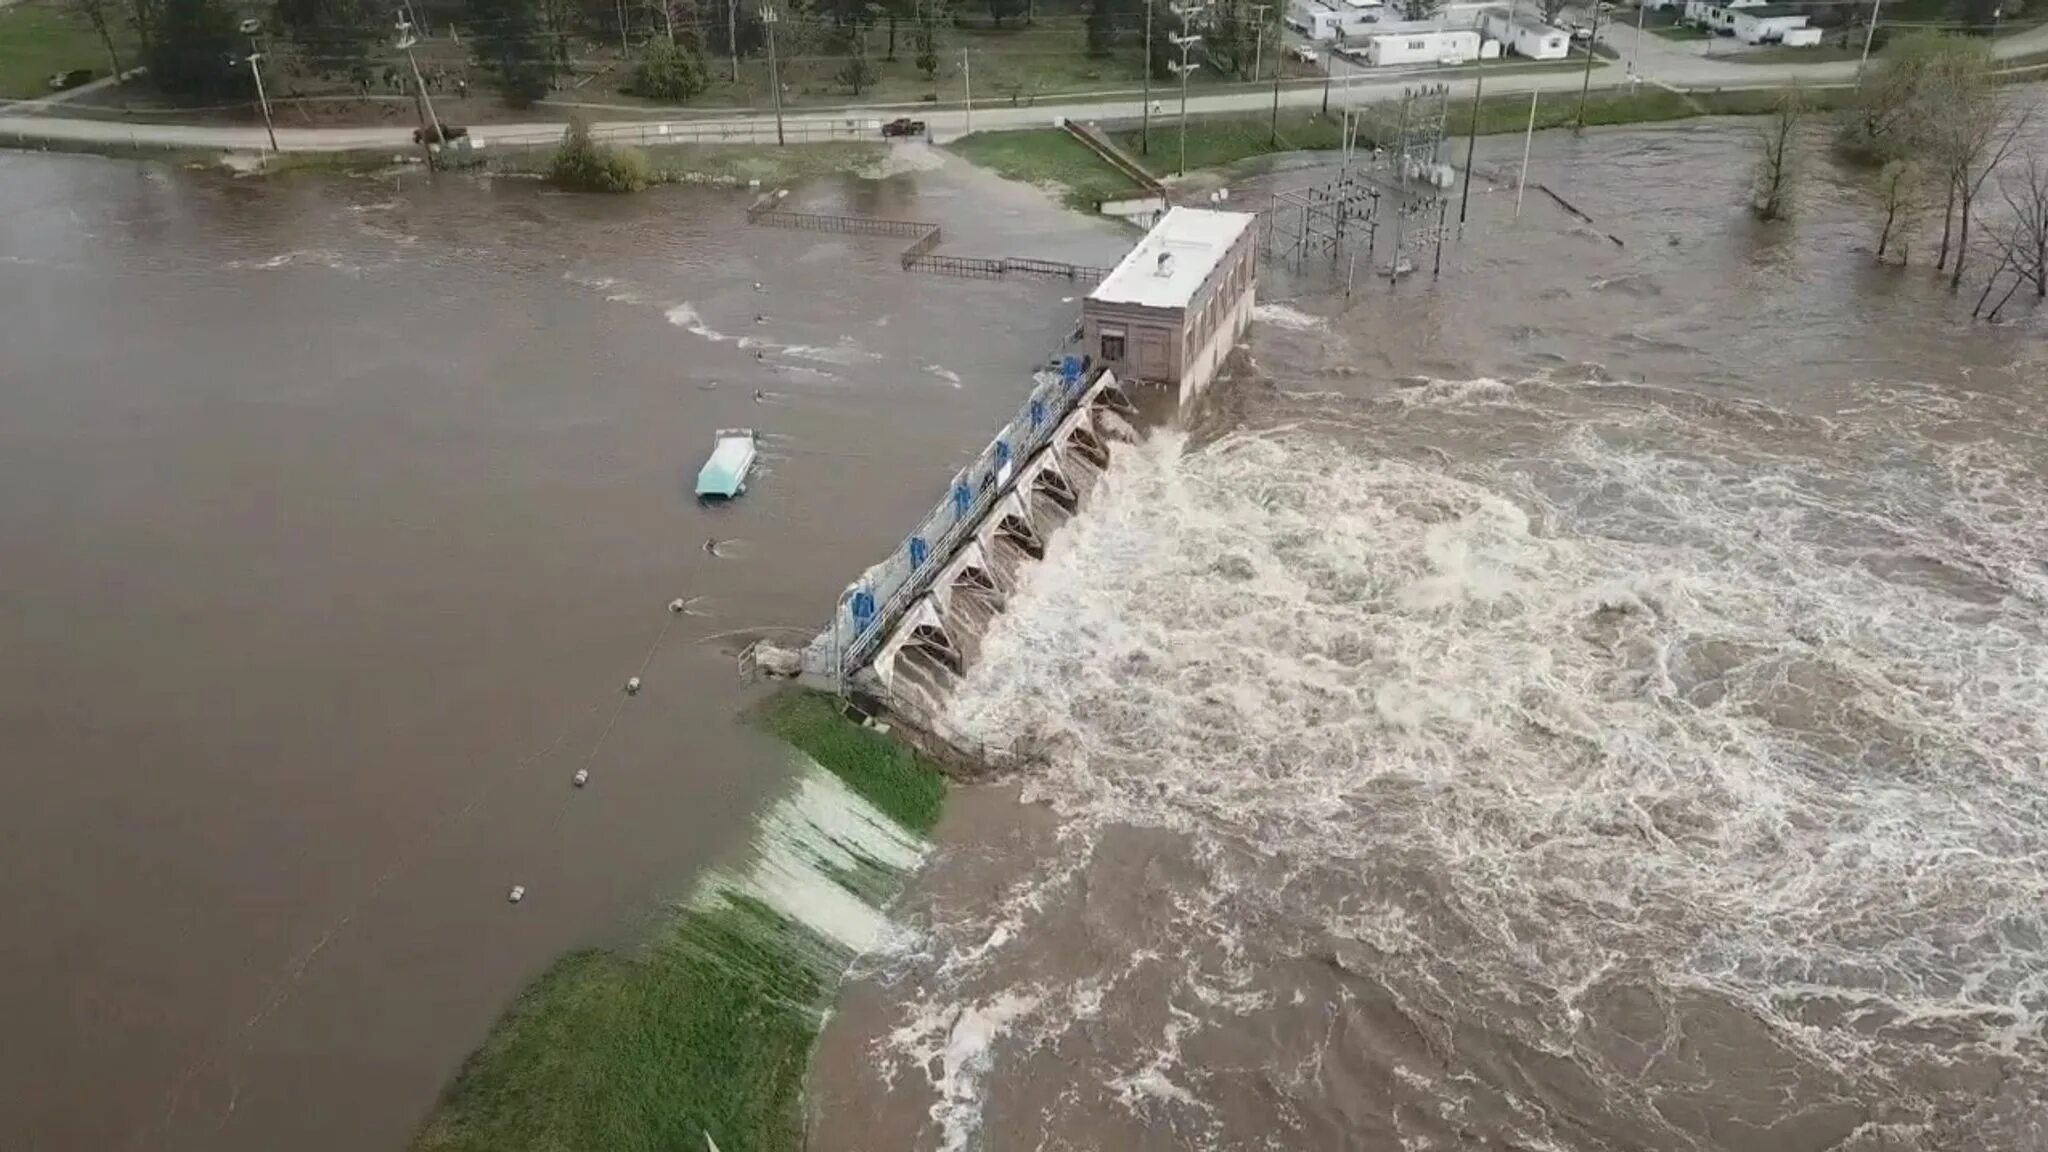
[46,68,94,91]
[413,123,468,144]
[1289,44,1318,63]
[882,117,927,138]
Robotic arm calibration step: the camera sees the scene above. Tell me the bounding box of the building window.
[1100,328,1125,362]
[1409,39,1425,48]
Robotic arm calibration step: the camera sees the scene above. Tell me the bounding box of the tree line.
[1751,32,2044,319]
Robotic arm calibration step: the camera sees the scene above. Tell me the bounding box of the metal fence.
[824,359,1103,680]
[477,117,876,156]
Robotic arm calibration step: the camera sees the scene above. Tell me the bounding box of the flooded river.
[810,122,2048,1151]
[0,149,1123,1152]
[7,117,2046,1152]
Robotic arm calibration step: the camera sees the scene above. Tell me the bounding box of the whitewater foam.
[879,374,2048,1146]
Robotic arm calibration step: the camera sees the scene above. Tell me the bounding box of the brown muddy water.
[0,147,1127,1152]
[810,122,2048,1151]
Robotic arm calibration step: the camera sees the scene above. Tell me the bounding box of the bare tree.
[1918,38,2035,287]
[1752,88,1803,222]
[1993,154,2048,299]
[1872,158,1926,263]
[1539,0,1571,26]
[71,0,125,87]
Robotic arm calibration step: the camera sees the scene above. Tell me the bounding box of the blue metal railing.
[826,357,1101,678]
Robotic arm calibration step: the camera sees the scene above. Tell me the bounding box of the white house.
[1480,6,1568,58]
[1728,3,1811,41]
[1287,0,1384,40]
[1362,24,1482,65]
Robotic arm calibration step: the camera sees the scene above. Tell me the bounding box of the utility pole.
[1516,88,1536,216]
[1169,2,1205,177]
[240,28,279,154]
[729,0,739,80]
[1142,0,1154,155]
[1631,0,1647,81]
[1250,2,1271,82]
[1458,60,1481,224]
[617,0,630,53]
[962,49,972,133]
[1856,0,1884,85]
[1574,1,1601,129]
[762,5,784,145]
[1269,24,1283,145]
[397,13,442,162]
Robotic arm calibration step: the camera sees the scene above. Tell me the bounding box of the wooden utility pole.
[962,49,972,133]
[1250,2,1270,82]
[1458,62,1481,224]
[1269,24,1283,144]
[762,5,784,145]
[729,0,740,80]
[1574,1,1601,129]
[1169,2,1206,177]
[396,15,440,163]
[1142,0,1154,155]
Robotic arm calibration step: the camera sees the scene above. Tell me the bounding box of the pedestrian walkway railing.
[825,359,1104,680]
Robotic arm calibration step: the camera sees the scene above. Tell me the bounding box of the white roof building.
[1088,207,1258,310]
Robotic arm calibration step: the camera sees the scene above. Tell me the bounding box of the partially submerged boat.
[696,428,758,500]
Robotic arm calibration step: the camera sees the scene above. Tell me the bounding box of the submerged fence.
[816,357,1104,681]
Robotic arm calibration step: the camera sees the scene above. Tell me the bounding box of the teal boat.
[696,428,758,500]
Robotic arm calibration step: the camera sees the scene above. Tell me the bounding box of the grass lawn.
[1067,84,1860,178]
[415,688,948,1152]
[0,0,134,101]
[948,127,1144,209]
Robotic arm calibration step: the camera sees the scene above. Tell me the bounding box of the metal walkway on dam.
[791,363,1136,713]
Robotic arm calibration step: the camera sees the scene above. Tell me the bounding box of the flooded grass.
[414,689,943,1152]
[946,129,1144,210]
[488,140,885,190]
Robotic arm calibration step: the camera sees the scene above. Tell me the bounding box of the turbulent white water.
[705,758,928,956]
[879,375,2048,1149]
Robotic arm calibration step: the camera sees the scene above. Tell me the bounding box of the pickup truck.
[881,117,927,138]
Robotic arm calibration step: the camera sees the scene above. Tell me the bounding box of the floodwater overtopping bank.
[413,690,943,1152]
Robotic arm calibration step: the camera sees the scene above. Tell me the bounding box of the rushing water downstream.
[810,124,2048,1151]
[4,118,2046,1152]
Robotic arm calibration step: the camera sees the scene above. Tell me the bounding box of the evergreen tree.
[272,0,383,84]
[466,0,557,105]
[147,0,248,99]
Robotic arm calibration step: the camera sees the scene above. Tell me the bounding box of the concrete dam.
[777,207,1260,732]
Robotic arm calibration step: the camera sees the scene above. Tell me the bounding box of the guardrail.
[826,362,1104,679]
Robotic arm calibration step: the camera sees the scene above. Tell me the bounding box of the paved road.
[3,22,2045,155]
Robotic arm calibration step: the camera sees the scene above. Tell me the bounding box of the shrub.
[547,117,649,193]
[628,42,708,103]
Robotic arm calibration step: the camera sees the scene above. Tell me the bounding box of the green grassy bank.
[1112,86,1861,175]
[945,84,1858,201]
[948,128,1139,210]
[414,688,944,1152]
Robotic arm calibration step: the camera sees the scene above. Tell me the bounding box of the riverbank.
[945,84,1862,204]
[413,690,945,1152]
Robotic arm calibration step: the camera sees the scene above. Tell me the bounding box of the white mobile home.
[1682,0,1761,27]
[1480,6,1568,58]
[1728,3,1811,42]
[1287,0,1384,40]
[1363,25,1481,65]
